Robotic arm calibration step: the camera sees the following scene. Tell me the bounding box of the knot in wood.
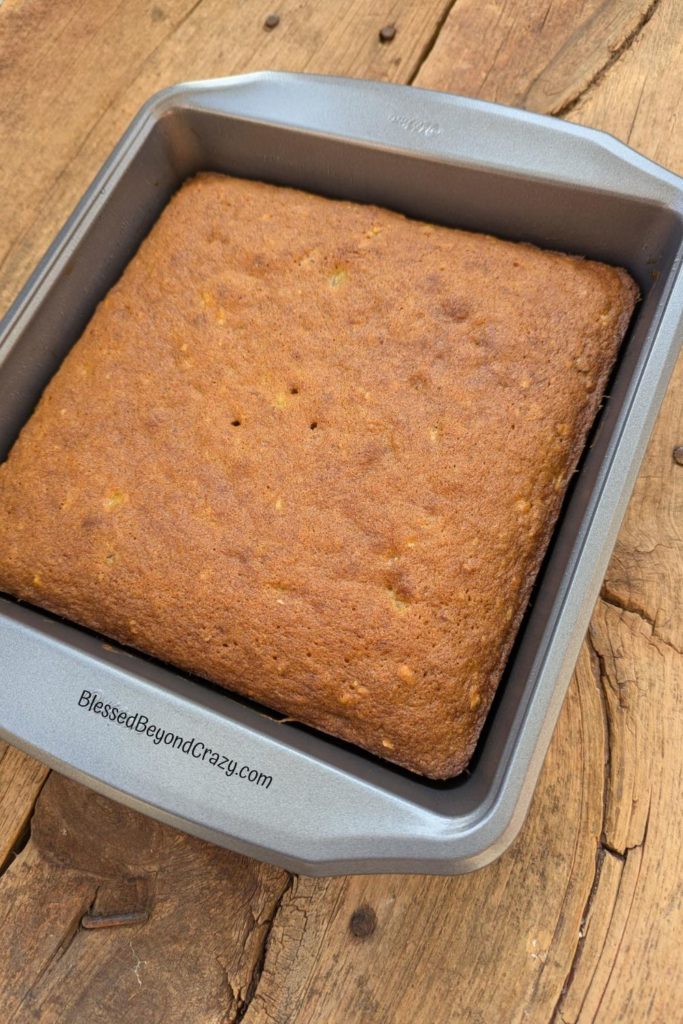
[349,904,377,938]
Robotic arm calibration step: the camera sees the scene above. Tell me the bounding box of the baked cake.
[0,173,637,777]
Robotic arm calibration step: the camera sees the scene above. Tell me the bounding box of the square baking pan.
[1,73,681,875]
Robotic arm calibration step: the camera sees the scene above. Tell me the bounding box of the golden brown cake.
[0,173,637,778]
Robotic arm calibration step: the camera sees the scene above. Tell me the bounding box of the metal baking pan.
[1,73,681,875]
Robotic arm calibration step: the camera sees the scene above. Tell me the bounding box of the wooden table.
[1,2,681,1021]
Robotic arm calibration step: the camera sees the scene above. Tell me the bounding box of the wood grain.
[557,603,683,1022]
[0,744,48,872]
[413,0,663,115]
[0,0,681,1021]
[0,774,289,1023]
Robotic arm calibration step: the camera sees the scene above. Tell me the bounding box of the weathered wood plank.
[552,8,683,1013]
[566,0,682,171]
[0,744,48,873]
[413,0,662,115]
[0,774,289,1023]
[558,604,683,1022]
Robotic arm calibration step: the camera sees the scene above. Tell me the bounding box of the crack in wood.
[586,625,613,855]
[550,625,654,1023]
[549,846,609,1024]
[589,829,650,1023]
[407,0,460,84]
[231,874,295,1024]
[0,768,50,880]
[599,590,682,657]
[547,628,613,1023]
[600,584,656,630]
[553,0,663,117]
[600,802,651,862]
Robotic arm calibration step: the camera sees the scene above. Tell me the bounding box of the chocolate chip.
[673,445,683,466]
[264,13,280,30]
[349,904,377,938]
[379,24,396,43]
